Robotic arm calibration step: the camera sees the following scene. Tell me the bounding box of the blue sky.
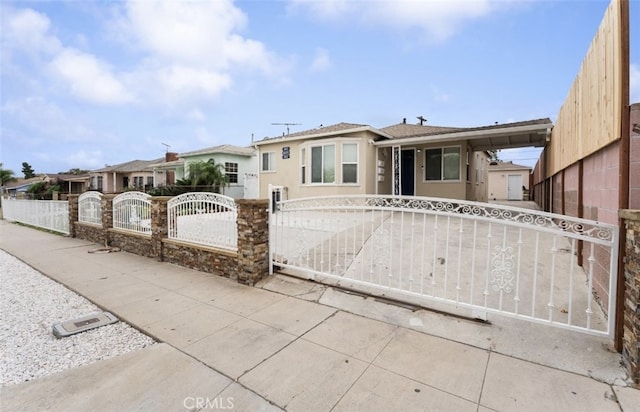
[1,0,639,176]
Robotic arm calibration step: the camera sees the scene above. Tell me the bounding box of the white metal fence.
[269,195,619,337]
[167,192,237,251]
[1,197,69,235]
[78,191,103,225]
[112,192,152,235]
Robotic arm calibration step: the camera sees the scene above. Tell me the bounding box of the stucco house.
[488,161,531,201]
[90,158,167,193]
[255,123,390,200]
[255,118,552,202]
[2,174,90,198]
[149,144,258,199]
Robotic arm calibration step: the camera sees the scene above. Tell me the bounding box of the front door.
[401,149,415,196]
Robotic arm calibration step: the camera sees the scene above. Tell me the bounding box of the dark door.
[401,149,415,196]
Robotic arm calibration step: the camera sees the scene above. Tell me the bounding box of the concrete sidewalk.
[0,221,638,411]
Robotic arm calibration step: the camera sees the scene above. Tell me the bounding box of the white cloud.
[187,109,206,121]
[2,97,88,143]
[49,49,133,105]
[2,7,62,55]
[288,0,506,42]
[117,0,277,72]
[310,48,332,72]
[104,0,283,104]
[630,63,640,104]
[287,0,356,20]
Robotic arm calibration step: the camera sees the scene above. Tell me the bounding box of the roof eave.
[254,126,392,146]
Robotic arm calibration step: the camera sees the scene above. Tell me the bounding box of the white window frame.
[261,152,275,172]
[225,162,239,183]
[310,143,336,184]
[424,145,462,182]
[300,148,306,184]
[341,143,359,184]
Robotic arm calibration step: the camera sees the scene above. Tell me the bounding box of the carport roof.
[376,118,553,151]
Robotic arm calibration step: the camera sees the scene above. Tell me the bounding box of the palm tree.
[0,163,16,186]
[186,159,229,193]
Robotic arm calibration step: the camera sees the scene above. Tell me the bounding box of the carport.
[374,118,553,199]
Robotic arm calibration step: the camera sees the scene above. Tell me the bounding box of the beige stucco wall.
[488,168,530,201]
[257,131,380,200]
[466,151,489,202]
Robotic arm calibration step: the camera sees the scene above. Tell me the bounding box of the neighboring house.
[1,176,49,197]
[255,118,552,202]
[488,162,531,201]
[149,144,258,199]
[90,158,166,193]
[47,173,91,194]
[1,174,89,198]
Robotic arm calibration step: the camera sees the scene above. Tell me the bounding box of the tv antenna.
[161,142,171,153]
[417,116,427,126]
[272,122,301,135]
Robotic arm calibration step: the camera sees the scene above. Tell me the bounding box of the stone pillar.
[68,194,79,238]
[102,194,115,246]
[67,194,78,237]
[151,197,171,261]
[236,199,269,286]
[619,209,640,384]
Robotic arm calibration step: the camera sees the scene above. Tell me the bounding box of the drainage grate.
[52,312,119,338]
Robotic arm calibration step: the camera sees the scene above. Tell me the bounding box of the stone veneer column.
[236,199,269,286]
[151,196,171,261]
[68,194,79,238]
[101,194,115,246]
[619,209,640,384]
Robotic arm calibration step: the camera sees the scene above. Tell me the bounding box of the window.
[146,176,154,188]
[262,152,275,172]
[425,147,461,181]
[311,144,335,183]
[300,148,306,184]
[465,149,470,181]
[97,176,103,191]
[225,162,238,183]
[342,143,358,183]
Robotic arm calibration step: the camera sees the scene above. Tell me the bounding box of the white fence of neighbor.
[78,191,103,225]
[167,192,238,251]
[112,191,152,235]
[269,194,619,337]
[1,197,70,235]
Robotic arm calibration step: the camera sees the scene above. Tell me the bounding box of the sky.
[1,0,639,177]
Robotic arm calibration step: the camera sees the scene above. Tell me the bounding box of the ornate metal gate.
[268,194,618,337]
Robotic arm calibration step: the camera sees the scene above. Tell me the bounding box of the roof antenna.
[161,142,170,153]
[272,122,301,135]
[417,116,427,126]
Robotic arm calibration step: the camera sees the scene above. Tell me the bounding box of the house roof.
[46,173,91,182]
[488,162,532,171]
[93,158,164,173]
[179,144,256,158]
[375,118,553,151]
[2,176,47,190]
[255,122,392,145]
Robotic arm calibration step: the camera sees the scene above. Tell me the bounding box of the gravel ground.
[0,249,156,388]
